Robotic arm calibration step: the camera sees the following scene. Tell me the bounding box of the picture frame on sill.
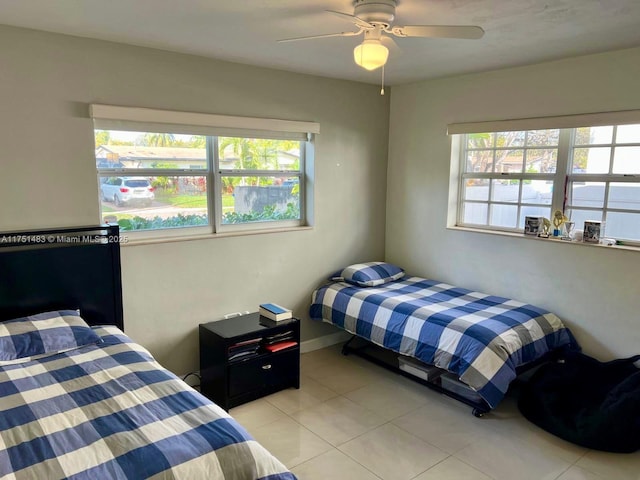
[583,221,603,243]
[524,216,543,236]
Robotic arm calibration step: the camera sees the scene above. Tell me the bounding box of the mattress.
[310,276,577,408]
[0,326,295,480]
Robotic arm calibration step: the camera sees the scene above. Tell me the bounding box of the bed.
[0,225,296,480]
[309,262,578,415]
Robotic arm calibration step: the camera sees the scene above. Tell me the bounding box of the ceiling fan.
[279,0,484,72]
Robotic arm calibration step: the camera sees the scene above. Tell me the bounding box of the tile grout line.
[277,393,386,477]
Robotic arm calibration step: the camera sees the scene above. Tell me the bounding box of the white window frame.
[566,126,640,243]
[457,130,569,231]
[91,105,319,239]
[212,136,306,232]
[448,110,640,247]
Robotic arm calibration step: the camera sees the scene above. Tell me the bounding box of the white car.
[101,177,154,207]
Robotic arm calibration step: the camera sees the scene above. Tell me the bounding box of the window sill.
[447,225,639,252]
[120,225,313,247]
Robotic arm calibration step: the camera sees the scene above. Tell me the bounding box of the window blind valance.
[447,109,640,135]
[90,104,320,141]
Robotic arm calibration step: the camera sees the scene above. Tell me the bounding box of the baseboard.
[300,330,352,354]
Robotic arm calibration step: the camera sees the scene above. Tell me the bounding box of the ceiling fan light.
[353,39,389,71]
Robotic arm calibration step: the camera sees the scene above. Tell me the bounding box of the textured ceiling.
[1,0,639,85]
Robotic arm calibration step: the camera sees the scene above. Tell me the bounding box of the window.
[567,126,640,242]
[218,137,302,226]
[453,119,640,244]
[96,134,209,233]
[91,105,318,236]
[460,130,559,230]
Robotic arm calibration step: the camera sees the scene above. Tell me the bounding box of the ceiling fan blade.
[392,25,485,40]
[278,31,362,43]
[381,35,401,54]
[326,9,374,29]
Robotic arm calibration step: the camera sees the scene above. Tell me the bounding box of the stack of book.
[259,303,293,322]
[264,341,297,353]
[227,338,261,362]
[262,330,297,353]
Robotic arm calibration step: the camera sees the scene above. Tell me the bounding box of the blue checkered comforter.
[0,326,295,480]
[310,277,576,408]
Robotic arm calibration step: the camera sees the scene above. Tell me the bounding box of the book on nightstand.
[258,303,292,321]
[264,341,298,353]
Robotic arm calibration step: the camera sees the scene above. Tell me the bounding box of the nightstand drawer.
[229,348,299,397]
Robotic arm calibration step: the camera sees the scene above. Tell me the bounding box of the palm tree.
[140,133,176,147]
[94,130,111,147]
[189,135,206,148]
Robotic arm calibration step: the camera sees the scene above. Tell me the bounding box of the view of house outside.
[95,131,301,231]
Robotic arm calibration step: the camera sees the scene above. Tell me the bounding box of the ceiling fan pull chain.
[380,65,385,96]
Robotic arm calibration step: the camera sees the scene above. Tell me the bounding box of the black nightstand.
[199,313,300,411]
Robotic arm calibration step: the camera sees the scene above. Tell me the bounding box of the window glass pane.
[495,149,523,173]
[615,124,640,144]
[496,131,525,147]
[574,126,613,145]
[459,126,640,238]
[466,150,494,173]
[570,182,605,208]
[222,176,300,224]
[463,179,489,201]
[462,203,487,225]
[491,179,520,203]
[519,206,551,228]
[526,129,559,147]
[95,130,206,170]
[572,147,610,174]
[605,212,640,241]
[219,138,301,171]
[100,175,208,231]
[466,133,494,149]
[612,146,640,174]
[567,209,602,233]
[522,180,552,205]
[526,149,557,173]
[608,183,640,211]
[490,204,518,228]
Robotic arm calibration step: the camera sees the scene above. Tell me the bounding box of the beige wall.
[0,26,389,374]
[387,47,640,360]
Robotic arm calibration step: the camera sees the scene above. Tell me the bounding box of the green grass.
[155,192,207,208]
[104,192,234,214]
[156,193,234,209]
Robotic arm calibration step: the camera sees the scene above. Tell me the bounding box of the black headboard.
[0,225,124,330]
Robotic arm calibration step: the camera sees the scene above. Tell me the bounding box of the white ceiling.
[1,0,640,85]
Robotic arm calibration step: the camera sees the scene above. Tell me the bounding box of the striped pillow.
[0,310,102,360]
[330,262,405,287]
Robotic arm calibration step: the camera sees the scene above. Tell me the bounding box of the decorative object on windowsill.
[538,218,551,238]
[583,220,603,244]
[561,221,575,241]
[552,210,569,237]
[524,216,544,236]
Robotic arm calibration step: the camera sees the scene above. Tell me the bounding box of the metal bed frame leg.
[342,335,357,355]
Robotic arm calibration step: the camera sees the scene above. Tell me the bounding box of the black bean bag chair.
[518,352,640,453]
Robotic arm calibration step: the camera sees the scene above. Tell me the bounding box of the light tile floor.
[230,344,640,480]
